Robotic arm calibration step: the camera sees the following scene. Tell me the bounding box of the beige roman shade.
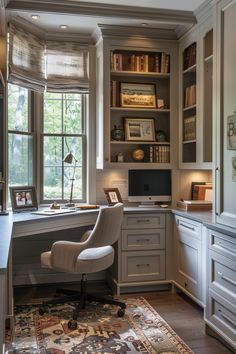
[8,23,46,92]
[8,24,89,93]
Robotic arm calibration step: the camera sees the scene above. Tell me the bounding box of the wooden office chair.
[40,203,125,329]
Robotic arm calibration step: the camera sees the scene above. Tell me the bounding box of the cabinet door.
[215,0,236,227]
[174,216,202,300]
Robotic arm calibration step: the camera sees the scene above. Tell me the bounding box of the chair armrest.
[51,240,87,273]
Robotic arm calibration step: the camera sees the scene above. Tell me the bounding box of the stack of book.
[183,116,196,141]
[184,85,196,108]
[183,42,197,70]
[149,145,170,163]
[176,200,212,211]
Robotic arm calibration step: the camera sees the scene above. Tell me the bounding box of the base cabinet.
[111,211,171,295]
[173,215,204,305]
[205,228,236,350]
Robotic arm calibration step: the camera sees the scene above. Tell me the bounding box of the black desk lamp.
[63,152,78,207]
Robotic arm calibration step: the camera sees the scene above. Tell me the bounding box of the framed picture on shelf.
[124,118,156,142]
[183,115,196,141]
[104,188,123,206]
[120,82,156,108]
[9,185,38,212]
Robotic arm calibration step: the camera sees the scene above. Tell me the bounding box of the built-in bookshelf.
[182,42,197,163]
[109,49,171,165]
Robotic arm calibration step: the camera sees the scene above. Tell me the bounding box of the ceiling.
[3,0,209,40]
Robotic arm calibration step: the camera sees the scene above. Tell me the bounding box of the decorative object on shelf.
[63,151,78,207]
[132,148,145,161]
[116,152,124,162]
[120,82,156,108]
[156,130,167,142]
[227,113,236,149]
[124,118,155,141]
[9,186,38,213]
[104,187,123,205]
[183,115,196,141]
[157,99,165,109]
[111,125,124,141]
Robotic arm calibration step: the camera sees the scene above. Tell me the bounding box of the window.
[42,92,86,203]
[8,84,34,187]
[7,86,87,204]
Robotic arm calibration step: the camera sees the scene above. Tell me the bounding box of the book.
[183,115,196,141]
[192,184,212,200]
[176,200,212,211]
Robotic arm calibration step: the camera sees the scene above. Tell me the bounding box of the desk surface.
[0,205,223,274]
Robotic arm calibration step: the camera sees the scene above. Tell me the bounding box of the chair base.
[39,274,126,322]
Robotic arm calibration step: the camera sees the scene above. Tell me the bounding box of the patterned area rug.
[6,297,194,354]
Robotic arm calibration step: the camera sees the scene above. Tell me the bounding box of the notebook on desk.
[32,209,77,216]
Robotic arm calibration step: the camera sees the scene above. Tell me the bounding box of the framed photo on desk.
[9,186,38,212]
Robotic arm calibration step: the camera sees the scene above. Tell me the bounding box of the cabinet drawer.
[122,214,165,229]
[209,250,236,305]
[175,215,201,241]
[208,229,236,262]
[121,250,165,282]
[121,229,165,251]
[208,289,236,347]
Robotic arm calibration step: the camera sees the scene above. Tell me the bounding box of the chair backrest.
[86,203,123,248]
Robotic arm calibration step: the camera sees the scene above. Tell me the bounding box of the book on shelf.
[183,115,196,141]
[183,42,196,70]
[184,85,196,108]
[155,145,170,163]
[176,199,212,211]
[111,80,117,107]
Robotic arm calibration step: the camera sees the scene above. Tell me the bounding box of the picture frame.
[104,188,123,206]
[120,82,156,108]
[227,113,236,150]
[9,186,38,212]
[124,118,156,142]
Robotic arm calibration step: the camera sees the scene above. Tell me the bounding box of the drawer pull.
[216,241,235,253]
[218,309,236,328]
[136,238,150,243]
[136,219,151,223]
[179,222,195,231]
[136,263,150,267]
[217,272,236,287]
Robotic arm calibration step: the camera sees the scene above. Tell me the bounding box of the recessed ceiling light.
[60,25,68,29]
[31,15,40,20]
[141,23,148,27]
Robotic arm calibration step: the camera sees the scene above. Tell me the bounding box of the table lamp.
[63,152,78,207]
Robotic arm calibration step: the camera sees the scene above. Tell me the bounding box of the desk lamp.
[63,152,78,207]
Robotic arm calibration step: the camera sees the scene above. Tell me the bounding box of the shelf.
[183,64,197,74]
[204,54,213,63]
[110,107,170,113]
[111,70,170,78]
[111,141,170,145]
[108,162,171,169]
[183,140,196,144]
[183,104,196,112]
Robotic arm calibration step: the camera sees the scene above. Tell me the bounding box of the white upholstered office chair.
[40,203,125,329]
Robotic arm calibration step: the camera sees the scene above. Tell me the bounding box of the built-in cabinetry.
[179,19,213,169]
[111,211,172,295]
[214,0,236,228]
[173,214,205,306]
[205,227,236,351]
[96,30,178,169]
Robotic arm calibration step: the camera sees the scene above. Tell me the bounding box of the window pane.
[43,94,62,133]
[44,136,62,166]
[63,94,82,133]
[8,133,33,185]
[8,84,29,132]
[64,166,83,201]
[44,167,62,200]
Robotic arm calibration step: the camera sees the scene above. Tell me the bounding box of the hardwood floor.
[14,283,234,354]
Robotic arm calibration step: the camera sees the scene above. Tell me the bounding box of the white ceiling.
[5,0,208,39]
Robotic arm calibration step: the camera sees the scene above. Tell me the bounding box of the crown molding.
[93,24,178,43]
[9,15,94,43]
[194,0,216,24]
[6,0,197,25]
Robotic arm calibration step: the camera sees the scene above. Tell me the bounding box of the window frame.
[39,93,87,204]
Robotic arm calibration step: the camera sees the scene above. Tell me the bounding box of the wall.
[96,169,212,205]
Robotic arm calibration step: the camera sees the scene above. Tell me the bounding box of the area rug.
[6,297,194,354]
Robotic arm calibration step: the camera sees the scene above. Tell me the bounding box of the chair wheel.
[38,308,45,315]
[117,308,125,317]
[68,319,78,330]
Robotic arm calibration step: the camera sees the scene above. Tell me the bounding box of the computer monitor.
[128,169,172,205]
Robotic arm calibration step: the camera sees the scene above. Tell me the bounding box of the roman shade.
[8,24,89,93]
